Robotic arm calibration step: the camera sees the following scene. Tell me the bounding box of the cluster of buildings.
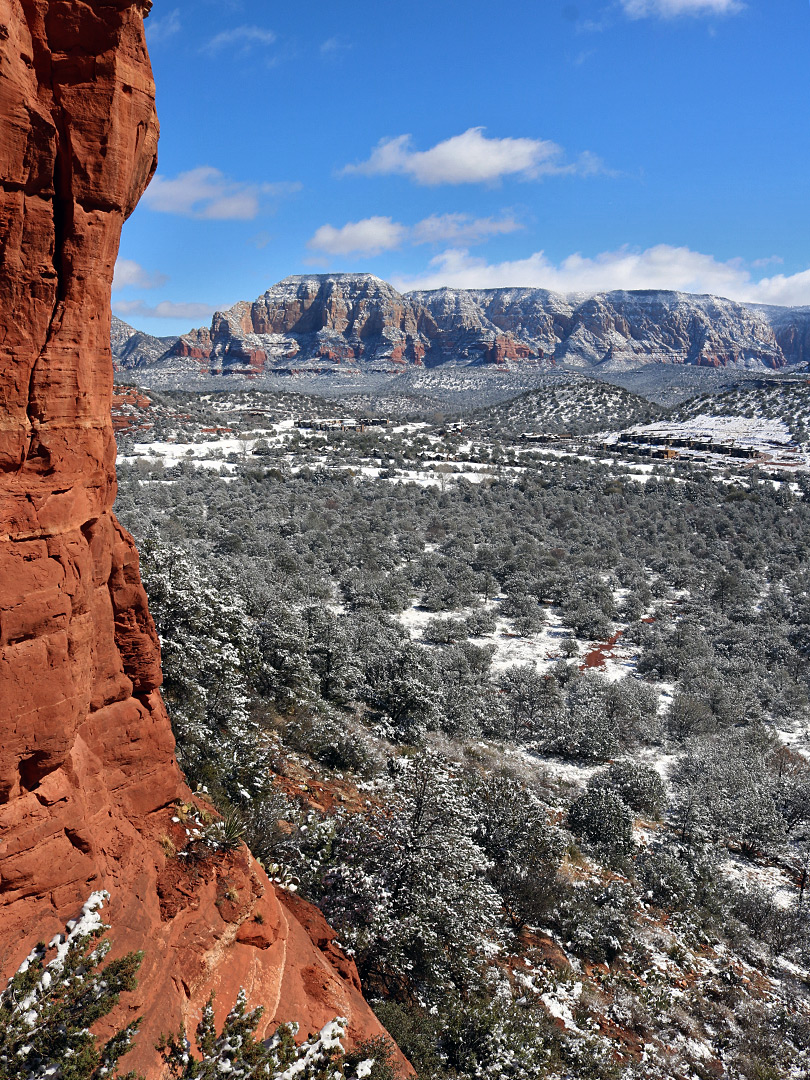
[520,432,573,444]
[617,431,774,461]
[517,420,807,474]
[296,417,390,432]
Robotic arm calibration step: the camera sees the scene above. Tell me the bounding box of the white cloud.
[112,259,167,291]
[342,127,602,186]
[203,25,276,55]
[621,0,743,17]
[146,8,181,45]
[309,217,407,257]
[391,244,810,307]
[747,270,810,309]
[142,167,297,221]
[113,299,216,322]
[308,213,523,258]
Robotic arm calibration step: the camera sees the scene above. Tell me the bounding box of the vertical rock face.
[0,3,406,1075]
[766,306,810,367]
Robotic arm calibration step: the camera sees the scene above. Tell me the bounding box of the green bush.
[567,788,635,861]
[635,848,696,911]
[590,760,666,817]
[555,882,637,965]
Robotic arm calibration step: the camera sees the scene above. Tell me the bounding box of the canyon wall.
[0,2,403,1073]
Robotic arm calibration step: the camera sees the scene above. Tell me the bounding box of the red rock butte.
[0,2,406,1073]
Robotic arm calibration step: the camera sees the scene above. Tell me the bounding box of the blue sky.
[113,0,810,335]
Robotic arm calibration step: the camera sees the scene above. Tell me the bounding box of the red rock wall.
[0,2,406,1074]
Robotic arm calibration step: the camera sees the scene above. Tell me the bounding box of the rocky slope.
[152,275,810,378]
[752,304,810,367]
[0,4,404,1075]
[111,313,177,369]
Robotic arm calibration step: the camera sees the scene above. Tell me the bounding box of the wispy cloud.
[249,231,273,250]
[202,25,276,55]
[146,8,181,45]
[573,49,596,67]
[411,213,523,246]
[113,299,217,323]
[392,244,810,307]
[320,36,351,56]
[342,127,604,187]
[112,259,168,291]
[621,0,743,18]
[308,213,523,257]
[142,167,299,221]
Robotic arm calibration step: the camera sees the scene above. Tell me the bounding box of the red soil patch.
[583,631,624,669]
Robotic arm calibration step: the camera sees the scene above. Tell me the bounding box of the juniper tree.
[0,893,142,1080]
[567,788,636,862]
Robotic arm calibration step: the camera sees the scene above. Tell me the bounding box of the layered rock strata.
[165,274,438,374]
[0,3,405,1074]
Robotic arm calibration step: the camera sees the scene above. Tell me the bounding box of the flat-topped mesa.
[159,279,805,379]
[0,4,407,1076]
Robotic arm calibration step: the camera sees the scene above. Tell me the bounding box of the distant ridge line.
[112,273,810,377]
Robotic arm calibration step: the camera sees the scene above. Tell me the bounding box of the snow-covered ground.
[398,598,578,673]
[397,595,646,685]
[723,854,797,911]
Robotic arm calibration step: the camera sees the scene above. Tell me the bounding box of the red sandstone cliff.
[0,2,406,1073]
[166,274,439,374]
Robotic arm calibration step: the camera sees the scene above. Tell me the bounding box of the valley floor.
[112,373,810,1080]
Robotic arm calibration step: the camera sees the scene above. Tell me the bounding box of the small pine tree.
[0,892,143,1080]
[589,759,666,817]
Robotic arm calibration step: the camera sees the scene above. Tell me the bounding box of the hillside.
[468,373,661,435]
[112,398,810,1080]
[671,377,810,442]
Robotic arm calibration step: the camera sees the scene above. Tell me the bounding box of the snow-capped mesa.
[116,274,810,381]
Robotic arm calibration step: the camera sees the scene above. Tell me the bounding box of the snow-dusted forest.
[111,382,810,1079]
